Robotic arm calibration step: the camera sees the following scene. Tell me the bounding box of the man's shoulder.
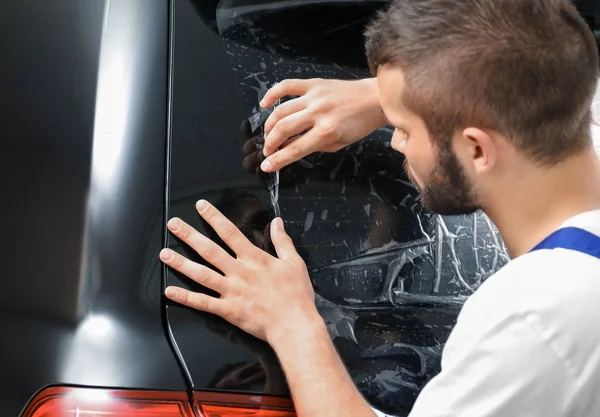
[476,210,600,309]
[456,233,600,374]
[469,246,600,322]
[488,243,598,287]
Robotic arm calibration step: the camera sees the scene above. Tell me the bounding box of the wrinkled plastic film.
[249,85,281,218]
[314,294,358,343]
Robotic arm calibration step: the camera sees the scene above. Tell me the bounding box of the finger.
[195,200,261,259]
[240,118,253,140]
[270,217,298,260]
[242,137,257,155]
[260,79,312,108]
[165,286,226,316]
[260,130,321,172]
[160,248,227,294]
[242,152,260,172]
[263,222,274,255]
[263,108,313,157]
[264,97,307,136]
[167,217,237,274]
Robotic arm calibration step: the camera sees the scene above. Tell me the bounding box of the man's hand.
[160,199,319,343]
[161,200,376,417]
[259,78,387,172]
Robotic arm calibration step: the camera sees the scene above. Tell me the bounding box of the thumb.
[270,218,297,260]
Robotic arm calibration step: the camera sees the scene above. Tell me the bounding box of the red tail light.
[195,391,295,417]
[22,387,195,417]
[22,387,296,417]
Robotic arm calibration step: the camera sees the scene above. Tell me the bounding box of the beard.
[403,142,479,216]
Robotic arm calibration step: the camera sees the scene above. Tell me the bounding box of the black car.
[2,1,599,416]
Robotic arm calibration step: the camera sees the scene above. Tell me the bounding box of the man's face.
[378,64,479,216]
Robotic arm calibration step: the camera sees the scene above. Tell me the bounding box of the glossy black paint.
[0,1,185,415]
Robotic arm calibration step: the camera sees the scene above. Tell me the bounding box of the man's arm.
[267,311,376,417]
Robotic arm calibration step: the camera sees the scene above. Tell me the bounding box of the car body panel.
[0,1,185,415]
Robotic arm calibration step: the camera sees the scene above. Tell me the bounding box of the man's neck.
[484,147,600,258]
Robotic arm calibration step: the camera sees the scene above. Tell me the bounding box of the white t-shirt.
[405,209,600,417]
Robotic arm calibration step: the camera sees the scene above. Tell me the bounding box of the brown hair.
[365,0,600,165]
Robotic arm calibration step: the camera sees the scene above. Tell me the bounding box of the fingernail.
[160,248,174,261]
[196,199,208,213]
[168,218,182,231]
[259,99,266,107]
[271,217,284,235]
[261,159,271,172]
[165,287,177,299]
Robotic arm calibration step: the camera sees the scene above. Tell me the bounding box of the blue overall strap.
[530,227,600,260]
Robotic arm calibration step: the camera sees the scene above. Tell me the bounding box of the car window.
[166,1,600,415]
[573,0,600,40]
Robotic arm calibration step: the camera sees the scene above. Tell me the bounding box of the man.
[159,0,600,415]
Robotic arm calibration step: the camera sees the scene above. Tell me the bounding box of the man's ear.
[459,127,498,175]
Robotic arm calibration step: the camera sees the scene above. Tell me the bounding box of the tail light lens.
[22,387,195,417]
[195,391,295,417]
[22,387,296,417]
